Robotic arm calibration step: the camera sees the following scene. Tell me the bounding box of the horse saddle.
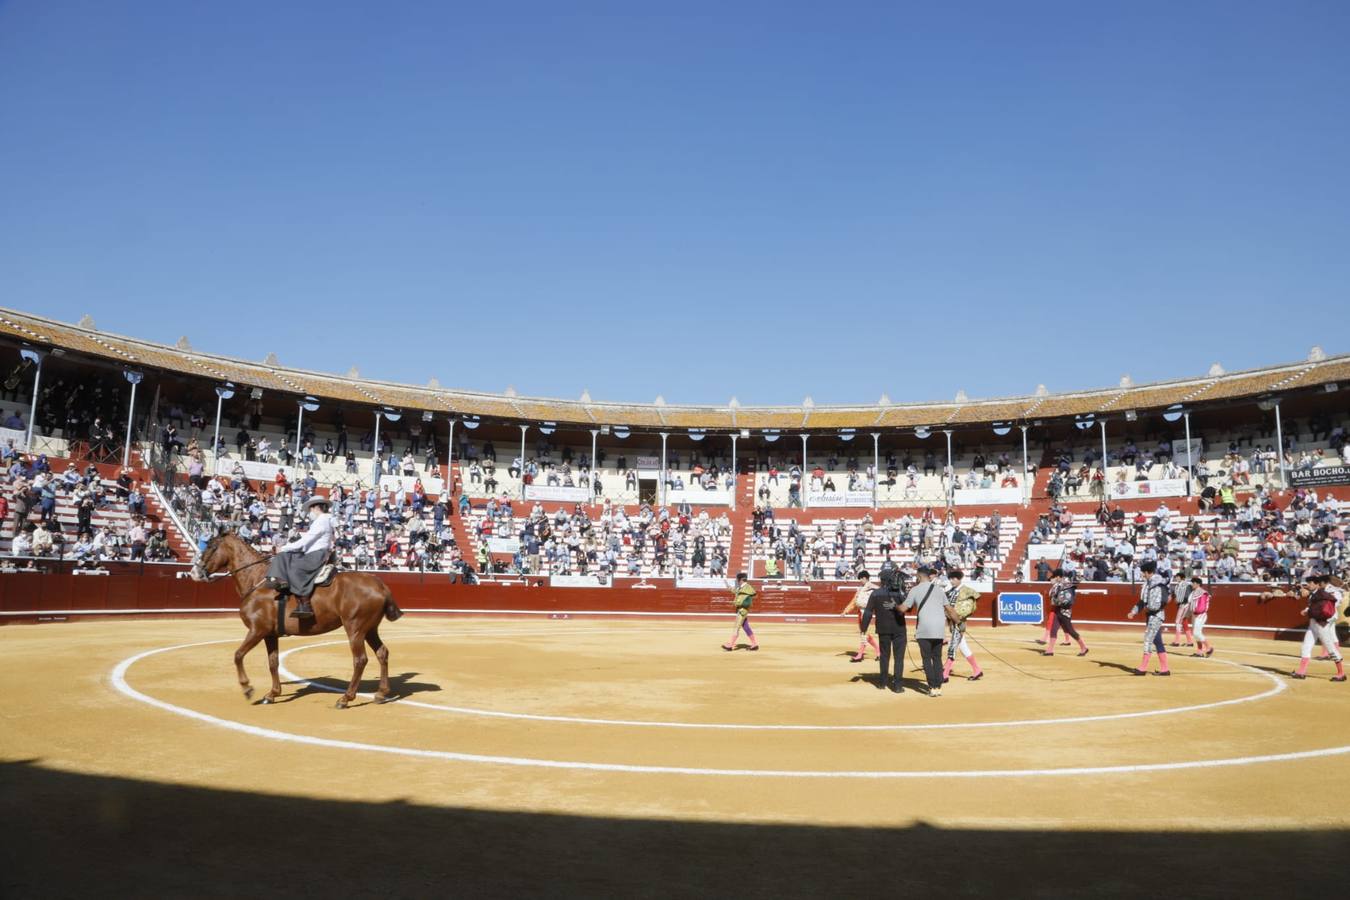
[315,563,338,588]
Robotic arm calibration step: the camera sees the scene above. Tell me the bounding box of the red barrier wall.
[0,563,1316,638]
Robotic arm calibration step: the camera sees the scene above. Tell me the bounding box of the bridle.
[194,537,275,582]
[193,537,279,604]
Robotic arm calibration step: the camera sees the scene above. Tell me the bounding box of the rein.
[200,545,276,602]
[230,554,276,602]
[228,556,273,578]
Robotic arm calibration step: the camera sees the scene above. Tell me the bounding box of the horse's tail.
[383,591,404,622]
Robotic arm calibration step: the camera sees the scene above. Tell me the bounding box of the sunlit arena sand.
[4,616,1348,897]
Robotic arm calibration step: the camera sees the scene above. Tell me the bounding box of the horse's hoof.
[242,686,254,700]
[374,693,392,704]
[335,699,348,709]
[259,696,273,705]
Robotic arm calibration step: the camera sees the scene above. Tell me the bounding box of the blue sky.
[1,1,1347,406]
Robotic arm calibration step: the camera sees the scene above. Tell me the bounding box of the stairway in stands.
[141,480,195,559]
[444,463,474,567]
[724,470,756,576]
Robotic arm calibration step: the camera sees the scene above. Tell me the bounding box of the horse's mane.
[215,530,263,566]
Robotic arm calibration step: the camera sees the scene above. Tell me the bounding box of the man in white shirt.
[266,495,335,617]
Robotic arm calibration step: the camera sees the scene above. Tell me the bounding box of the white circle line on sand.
[111,639,1350,779]
[276,634,1287,731]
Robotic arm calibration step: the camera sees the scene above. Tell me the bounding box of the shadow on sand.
[0,759,1337,898]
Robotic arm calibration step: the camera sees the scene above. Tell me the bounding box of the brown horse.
[191,532,403,708]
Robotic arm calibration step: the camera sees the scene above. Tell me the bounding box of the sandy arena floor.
[3,615,1348,898]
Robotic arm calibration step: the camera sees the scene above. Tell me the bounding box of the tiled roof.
[2,305,1343,432]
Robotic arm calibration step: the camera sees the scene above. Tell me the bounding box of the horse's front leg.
[262,634,282,702]
[233,629,265,700]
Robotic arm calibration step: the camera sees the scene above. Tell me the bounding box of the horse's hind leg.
[234,629,265,700]
[366,627,391,701]
[337,629,368,709]
[262,635,282,702]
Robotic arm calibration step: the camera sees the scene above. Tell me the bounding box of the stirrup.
[294,599,315,618]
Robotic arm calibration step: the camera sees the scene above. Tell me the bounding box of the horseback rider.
[266,495,334,618]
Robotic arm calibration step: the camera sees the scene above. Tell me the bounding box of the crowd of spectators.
[1026,488,1347,583]
[470,498,733,579]
[747,505,1008,583]
[175,466,467,575]
[1,447,172,565]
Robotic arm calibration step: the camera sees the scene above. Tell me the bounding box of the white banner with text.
[219,458,284,481]
[666,488,732,506]
[952,486,1023,506]
[524,484,591,503]
[806,490,873,508]
[551,573,612,588]
[675,575,733,590]
[487,536,521,554]
[1108,478,1187,500]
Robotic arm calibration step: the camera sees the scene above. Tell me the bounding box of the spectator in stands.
[11,522,34,556]
[146,528,171,561]
[123,518,149,558]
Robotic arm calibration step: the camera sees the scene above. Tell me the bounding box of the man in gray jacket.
[901,565,952,697]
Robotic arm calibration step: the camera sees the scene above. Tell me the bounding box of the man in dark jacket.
[860,566,908,693]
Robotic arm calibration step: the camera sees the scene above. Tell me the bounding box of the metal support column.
[660,432,669,507]
[1100,420,1108,484]
[122,371,143,468]
[211,384,234,474]
[943,429,953,506]
[1020,424,1030,506]
[800,434,808,508]
[519,424,529,500]
[730,434,738,510]
[1184,412,1194,498]
[1274,402,1286,488]
[23,351,44,452]
[871,432,880,509]
[590,429,599,503]
[372,412,382,482]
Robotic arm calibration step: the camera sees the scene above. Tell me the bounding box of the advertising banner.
[219,458,284,481]
[997,591,1044,624]
[1107,478,1187,500]
[675,575,733,590]
[1177,438,1204,462]
[952,486,1022,506]
[551,573,611,588]
[666,488,732,506]
[1288,465,1350,488]
[635,456,661,471]
[524,484,591,503]
[806,490,873,508]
